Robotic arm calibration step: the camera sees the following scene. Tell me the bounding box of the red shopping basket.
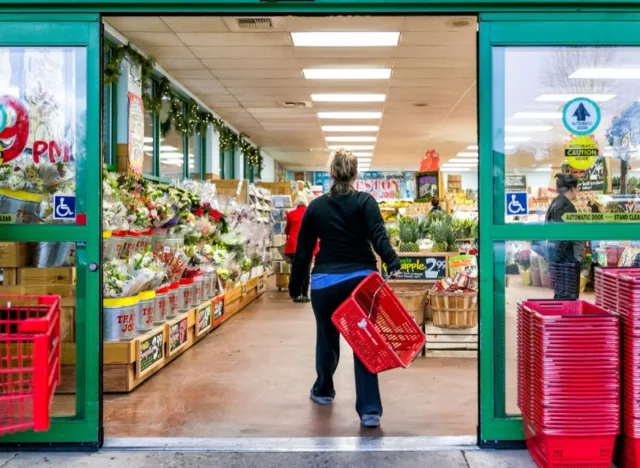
[0,295,61,436]
[332,273,426,374]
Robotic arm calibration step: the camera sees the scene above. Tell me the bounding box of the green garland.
[104,43,262,172]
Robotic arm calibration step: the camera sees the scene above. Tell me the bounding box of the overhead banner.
[313,171,415,200]
[128,92,145,174]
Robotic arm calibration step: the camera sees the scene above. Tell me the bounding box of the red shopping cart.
[332,273,426,374]
[0,295,61,436]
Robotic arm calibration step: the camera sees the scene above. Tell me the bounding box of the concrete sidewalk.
[0,450,535,467]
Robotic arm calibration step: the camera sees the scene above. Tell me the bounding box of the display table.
[58,273,268,393]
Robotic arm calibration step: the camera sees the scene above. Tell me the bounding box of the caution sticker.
[564,136,598,170]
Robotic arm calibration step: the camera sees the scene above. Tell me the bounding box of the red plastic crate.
[0,295,61,436]
[332,273,425,374]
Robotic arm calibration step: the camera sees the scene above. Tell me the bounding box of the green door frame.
[478,13,640,445]
[0,14,102,447]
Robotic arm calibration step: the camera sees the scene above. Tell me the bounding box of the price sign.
[196,304,212,336]
[168,317,188,357]
[137,330,164,378]
[415,171,439,202]
[382,255,447,281]
[213,296,225,320]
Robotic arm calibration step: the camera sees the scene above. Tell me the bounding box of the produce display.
[102,171,272,340]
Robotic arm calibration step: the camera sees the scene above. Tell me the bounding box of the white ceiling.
[106,16,478,171]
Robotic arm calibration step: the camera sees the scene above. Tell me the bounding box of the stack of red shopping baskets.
[594,267,640,311]
[517,300,620,468]
[616,273,640,467]
[0,295,61,436]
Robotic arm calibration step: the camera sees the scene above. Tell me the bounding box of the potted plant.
[515,248,532,285]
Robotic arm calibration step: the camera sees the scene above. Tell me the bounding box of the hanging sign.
[382,255,447,281]
[128,92,144,174]
[415,171,439,202]
[563,97,601,135]
[505,174,527,191]
[565,136,598,170]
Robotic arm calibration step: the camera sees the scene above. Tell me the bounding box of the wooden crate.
[214,179,248,203]
[0,285,75,306]
[0,242,31,267]
[61,306,76,343]
[256,182,292,195]
[17,267,76,285]
[2,268,17,285]
[425,323,478,357]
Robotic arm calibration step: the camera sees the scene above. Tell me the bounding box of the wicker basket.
[392,286,428,325]
[430,290,478,329]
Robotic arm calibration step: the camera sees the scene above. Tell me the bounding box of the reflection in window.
[495,47,640,223]
[143,108,153,175]
[188,134,195,178]
[159,100,185,180]
[500,238,640,416]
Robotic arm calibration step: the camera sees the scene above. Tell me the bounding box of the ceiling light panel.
[570,68,640,79]
[328,145,375,150]
[504,136,532,143]
[352,152,374,157]
[457,152,478,157]
[505,125,553,132]
[325,136,377,142]
[467,145,478,150]
[312,94,386,102]
[513,112,562,119]
[535,94,616,102]
[303,69,391,80]
[322,126,379,132]
[291,32,400,47]
[318,112,382,119]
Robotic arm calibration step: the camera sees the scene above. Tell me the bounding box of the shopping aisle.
[104,286,477,438]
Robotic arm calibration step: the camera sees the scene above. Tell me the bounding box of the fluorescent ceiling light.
[161,152,184,158]
[449,158,478,163]
[457,152,478,157]
[442,168,470,172]
[467,145,478,150]
[353,152,374,157]
[504,145,515,150]
[291,32,400,47]
[535,167,553,172]
[505,125,552,132]
[144,137,154,143]
[144,145,153,151]
[328,145,375,150]
[513,112,562,119]
[322,126,379,132]
[536,94,616,102]
[505,136,532,143]
[304,69,391,80]
[442,163,477,168]
[312,94,386,102]
[318,112,382,119]
[161,145,178,151]
[570,68,640,79]
[325,136,377,142]
[356,157,372,162]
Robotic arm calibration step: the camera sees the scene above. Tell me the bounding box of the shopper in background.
[289,149,401,429]
[284,191,313,303]
[430,197,442,214]
[545,173,584,300]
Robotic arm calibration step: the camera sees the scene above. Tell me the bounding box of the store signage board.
[382,255,446,280]
[563,97,601,135]
[505,174,527,191]
[196,303,212,337]
[415,171,439,202]
[137,330,164,378]
[313,171,416,200]
[128,92,144,174]
[168,316,189,357]
[562,212,640,222]
[505,192,528,216]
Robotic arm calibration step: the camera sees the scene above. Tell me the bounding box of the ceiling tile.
[105,17,171,33]
[160,59,206,70]
[202,59,299,70]
[177,32,291,47]
[140,46,196,59]
[213,69,302,79]
[191,46,296,60]
[162,16,230,33]
[170,70,215,80]
[122,31,184,47]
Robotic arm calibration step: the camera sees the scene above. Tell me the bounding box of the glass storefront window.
[159,100,185,180]
[494,47,640,224]
[498,238,637,415]
[0,47,86,224]
[188,133,195,178]
[143,83,154,176]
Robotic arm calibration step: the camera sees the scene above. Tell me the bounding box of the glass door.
[479,14,640,443]
[0,15,102,445]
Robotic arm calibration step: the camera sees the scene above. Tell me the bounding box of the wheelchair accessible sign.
[506,191,528,216]
[52,195,76,221]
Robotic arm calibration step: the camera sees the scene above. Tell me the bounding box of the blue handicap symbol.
[53,195,76,220]
[505,192,528,216]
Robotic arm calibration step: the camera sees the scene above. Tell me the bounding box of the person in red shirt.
[284,192,318,303]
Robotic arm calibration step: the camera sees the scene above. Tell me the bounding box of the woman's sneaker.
[360,414,381,428]
[310,392,334,406]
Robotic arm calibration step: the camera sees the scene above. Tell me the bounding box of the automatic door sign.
[52,195,76,221]
[563,97,601,135]
[565,136,598,170]
[506,191,528,216]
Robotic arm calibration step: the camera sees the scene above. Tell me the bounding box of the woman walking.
[284,191,313,302]
[289,150,400,428]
